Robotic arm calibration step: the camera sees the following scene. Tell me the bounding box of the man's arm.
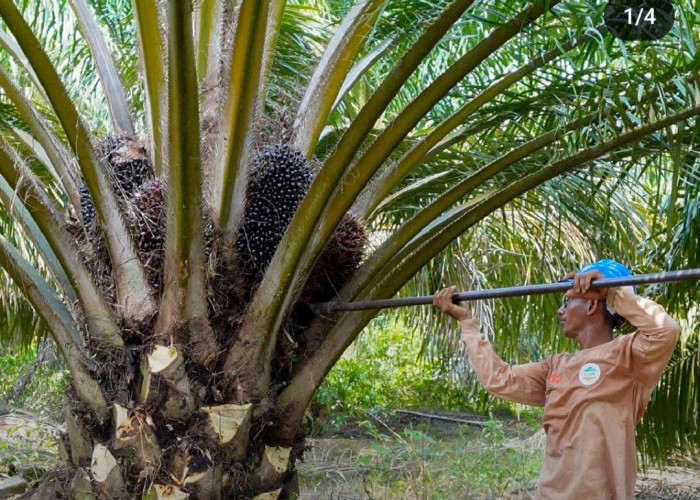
[433,287,549,406]
[459,318,549,406]
[607,286,680,386]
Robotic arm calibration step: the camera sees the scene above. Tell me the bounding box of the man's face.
[558,296,590,339]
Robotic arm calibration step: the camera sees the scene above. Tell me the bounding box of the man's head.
[558,259,633,346]
[558,296,610,341]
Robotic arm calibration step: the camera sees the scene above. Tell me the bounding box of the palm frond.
[68,0,134,135]
[157,0,210,336]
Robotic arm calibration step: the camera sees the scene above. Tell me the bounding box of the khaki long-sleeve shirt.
[459,287,680,500]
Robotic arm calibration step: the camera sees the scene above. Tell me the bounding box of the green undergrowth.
[298,419,543,499]
[0,417,59,482]
[310,317,540,435]
[311,318,467,433]
[1,341,64,479]
[0,340,67,417]
[362,420,541,499]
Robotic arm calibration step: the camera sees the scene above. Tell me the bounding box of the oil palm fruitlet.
[0,0,698,498]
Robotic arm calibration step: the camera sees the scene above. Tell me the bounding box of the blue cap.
[576,259,635,293]
[571,259,635,320]
[577,259,633,282]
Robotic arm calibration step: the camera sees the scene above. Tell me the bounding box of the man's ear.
[586,299,603,316]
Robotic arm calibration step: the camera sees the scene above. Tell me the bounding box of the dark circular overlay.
[604,0,675,41]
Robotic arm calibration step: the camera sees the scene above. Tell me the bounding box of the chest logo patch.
[579,363,601,386]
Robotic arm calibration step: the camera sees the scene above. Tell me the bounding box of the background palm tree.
[0,0,698,497]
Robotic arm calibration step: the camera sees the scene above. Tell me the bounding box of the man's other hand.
[563,270,608,300]
[433,286,472,321]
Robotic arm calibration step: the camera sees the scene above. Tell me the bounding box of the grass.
[0,411,60,482]
[298,418,544,500]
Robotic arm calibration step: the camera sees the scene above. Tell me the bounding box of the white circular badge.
[579,363,601,386]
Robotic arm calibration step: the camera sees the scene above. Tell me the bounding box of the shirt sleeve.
[459,318,549,407]
[607,286,680,386]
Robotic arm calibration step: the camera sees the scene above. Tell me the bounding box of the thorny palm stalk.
[0,0,698,497]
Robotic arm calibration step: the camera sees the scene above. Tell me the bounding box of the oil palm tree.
[0,0,698,497]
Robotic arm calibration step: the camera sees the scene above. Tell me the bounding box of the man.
[433,260,680,500]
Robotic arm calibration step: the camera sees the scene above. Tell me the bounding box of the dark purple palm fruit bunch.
[79,185,97,227]
[79,136,155,226]
[103,136,155,197]
[129,177,165,289]
[132,177,165,254]
[237,144,313,274]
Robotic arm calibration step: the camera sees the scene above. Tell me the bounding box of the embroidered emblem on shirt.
[579,363,601,386]
[549,373,562,384]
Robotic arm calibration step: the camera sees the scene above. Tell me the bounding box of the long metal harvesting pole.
[312,268,700,313]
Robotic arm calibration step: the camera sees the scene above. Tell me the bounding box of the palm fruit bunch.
[79,137,154,226]
[80,186,97,226]
[102,136,154,197]
[298,214,367,305]
[131,177,164,254]
[237,144,313,273]
[127,177,165,289]
[289,213,367,368]
[312,214,366,296]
